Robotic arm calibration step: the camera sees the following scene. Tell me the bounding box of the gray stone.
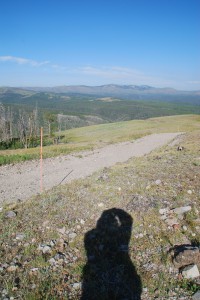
[182,264,200,279]
[182,225,187,231]
[72,282,81,289]
[49,240,56,247]
[49,258,56,265]
[42,246,52,254]
[173,245,200,268]
[173,206,191,215]
[5,211,16,218]
[159,208,169,215]
[192,291,200,300]
[15,233,25,241]
[54,253,65,260]
[155,179,161,185]
[37,244,44,251]
[69,232,77,239]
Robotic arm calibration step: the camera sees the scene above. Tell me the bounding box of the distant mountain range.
[1,84,200,127]
[24,84,200,97]
[1,84,200,106]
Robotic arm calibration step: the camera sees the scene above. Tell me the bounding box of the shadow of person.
[81,208,142,300]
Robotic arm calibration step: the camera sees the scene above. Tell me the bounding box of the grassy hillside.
[1,89,200,127]
[0,125,199,299]
[0,114,200,165]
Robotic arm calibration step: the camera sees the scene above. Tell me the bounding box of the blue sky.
[0,0,199,90]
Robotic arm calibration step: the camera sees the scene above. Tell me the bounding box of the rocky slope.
[0,131,200,299]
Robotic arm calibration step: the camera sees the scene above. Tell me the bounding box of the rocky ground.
[0,131,200,299]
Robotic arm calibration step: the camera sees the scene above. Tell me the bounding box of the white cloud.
[0,56,198,90]
[77,66,142,78]
[0,56,49,67]
[73,65,175,87]
[187,80,200,85]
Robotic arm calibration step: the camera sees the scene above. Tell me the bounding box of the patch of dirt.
[0,133,182,204]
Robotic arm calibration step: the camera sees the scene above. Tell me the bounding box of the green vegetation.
[0,114,200,165]
[1,88,200,154]
[1,88,200,125]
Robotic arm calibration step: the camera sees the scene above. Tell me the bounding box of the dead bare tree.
[17,109,39,148]
[0,103,13,143]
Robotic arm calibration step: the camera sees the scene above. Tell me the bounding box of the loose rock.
[181,264,200,279]
[5,211,16,218]
[155,179,161,185]
[172,206,191,215]
[72,282,81,289]
[15,233,25,241]
[192,291,200,300]
[159,208,169,215]
[7,265,18,272]
[69,232,77,239]
[173,245,200,268]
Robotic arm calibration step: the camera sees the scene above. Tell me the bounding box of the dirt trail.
[0,133,182,204]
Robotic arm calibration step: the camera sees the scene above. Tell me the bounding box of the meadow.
[0,114,200,165]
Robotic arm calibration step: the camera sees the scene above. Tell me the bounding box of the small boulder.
[42,246,52,254]
[49,258,56,265]
[72,282,82,289]
[182,225,187,231]
[15,233,25,241]
[192,291,200,300]
[54,252,65,261]
[69,232,77,240]
[172,206,191,215]
[181,264,200,279]
[173,245,200,268]
[5,211,17,218]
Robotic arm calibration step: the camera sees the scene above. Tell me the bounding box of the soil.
[0,132,182,204]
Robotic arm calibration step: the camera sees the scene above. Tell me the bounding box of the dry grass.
[0,114,200,165]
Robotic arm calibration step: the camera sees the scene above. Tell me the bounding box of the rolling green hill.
[0,87,200,128]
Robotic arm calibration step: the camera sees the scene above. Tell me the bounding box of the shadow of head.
[81,208,142,300]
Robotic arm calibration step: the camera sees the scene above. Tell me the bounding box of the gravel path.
[0,133,182,204]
